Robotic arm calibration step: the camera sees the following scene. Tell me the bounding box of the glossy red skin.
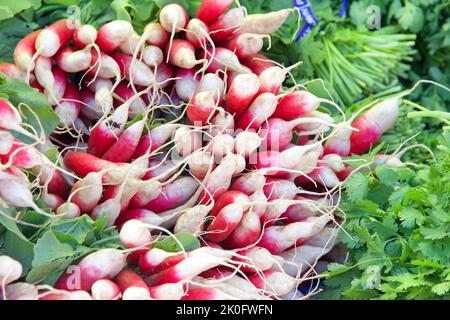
[273,91,317,120]
[139,253,185,275]
[63,151,112,177]
[195,0,234,25]
[350,114,382,154]
[114,269,149,292]
[14,30,41,69]
[210,191,247,216]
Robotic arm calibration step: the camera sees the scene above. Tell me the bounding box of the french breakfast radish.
[159,4,189,33]
[175,68,200,102]
[223,33,265,58]
[35,19,74,57]
[96,20,134,53]
[236,92,278,130]
[272,91,321,120]
[225,73,260,117]
[239,9,292,34]
[55,249,127,291]
[240,53,275,75]
[13,30,40,72]
[91,279,121,300]
[56,46,92,73]
[350,98,401,154]
[119,219,152,249]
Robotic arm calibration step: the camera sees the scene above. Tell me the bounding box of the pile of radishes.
[0,0,401,300]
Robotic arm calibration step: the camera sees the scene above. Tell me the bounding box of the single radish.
[56,202,81,219]
[159,4,189,33]
[64,151,113,177]
[115,269,149,294]
[73,24,97,48]
[54,83,81,126]
[143,22,169,48]
[350,98,401,154]
[101,118,145,163]
[55,46,92,72]
[173,127,202,157]
[144,247,233,286]
[230,172,266,196]
[0,256,22,286]
[144,176,199,213]
[175,68,200,102]
[110,52,155,86]
[120,219,152,249]
[166,39,203,69]
[221,210,261,249]
[209,8,245,43]
[133,123,179,159]
[90,196,122,226]
[240,53,274,75]
[205,203,244,243]
[13,30,40,71]
[239,9,292,34]
[91,279,121,300]
[33,165,69,198]
[34,58,67,105]
[272,91,321,120]
[236,92,278,130]
[55,249,127,291]
[258,215,331,254]
[223,33,265,58]
[234,131,262,158]
[35,19,74,57]
[96,20,133,53]
[87,102,131,157]
[210,190,250,217]
[195,0,234,25]
[225,73,260,117]
[258,64,300,95]
[70,172,103,213]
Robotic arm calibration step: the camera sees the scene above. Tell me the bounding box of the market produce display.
[0,0,448,300]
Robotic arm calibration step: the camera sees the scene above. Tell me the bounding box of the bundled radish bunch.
[0,0,401,300]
